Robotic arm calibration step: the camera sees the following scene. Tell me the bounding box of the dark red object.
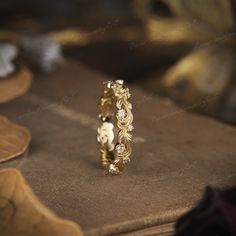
[175,187,236,236]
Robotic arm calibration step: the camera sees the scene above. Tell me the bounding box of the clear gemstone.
[109,164,118,174]
[127,124,134,132]
[117,109,126,119]
[116,80,124,85]
[116,143,126,154]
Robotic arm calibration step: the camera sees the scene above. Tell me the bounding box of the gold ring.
[97,80,134,174]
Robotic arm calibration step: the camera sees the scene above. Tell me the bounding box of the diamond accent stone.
[116,80,124,85]
[127,124,134,132]
[116,143,126,154]
[108,164,118,174]
[117,109,126,119]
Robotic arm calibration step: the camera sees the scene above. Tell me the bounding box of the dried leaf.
[0,44,18,78]
[133,0,235,32]
[162,46,235,113]
[0,168,83,236]
[175,0,234,32]
[0,67,32,104]
[133,0,235,47]
[0,116,31,163]
[147,18,215,45]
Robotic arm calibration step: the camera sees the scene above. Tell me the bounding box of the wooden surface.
[1,60,236,235]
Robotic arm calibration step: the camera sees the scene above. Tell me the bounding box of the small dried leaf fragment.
[0,67,32,104]
[0,116,31,163]
[0,168,83,236]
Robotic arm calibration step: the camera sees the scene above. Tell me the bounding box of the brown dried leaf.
[175,0,234,32]
[133,0,234,32]
[0,67,32,104]
[0,116,31,163]
[147,18,215,45]
[162,46,235,113]
[0,168,83,236]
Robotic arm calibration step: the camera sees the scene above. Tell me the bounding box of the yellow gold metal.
[97,80,134,174]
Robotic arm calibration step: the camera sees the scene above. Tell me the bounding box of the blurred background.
[0,0,236,124]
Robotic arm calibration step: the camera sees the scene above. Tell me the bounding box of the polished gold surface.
[97,80,134,174]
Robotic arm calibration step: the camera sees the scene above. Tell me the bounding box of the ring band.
[97,80,134,174]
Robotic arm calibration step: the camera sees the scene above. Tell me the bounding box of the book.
[1,61,236,235]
